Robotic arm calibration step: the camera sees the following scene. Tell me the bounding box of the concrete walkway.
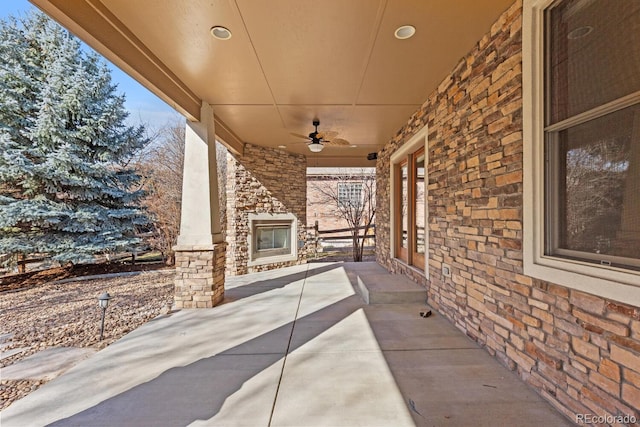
[0,262,572,427]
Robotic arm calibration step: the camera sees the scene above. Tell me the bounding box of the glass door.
[412,149,425,269]
[395,160,409,263]
[394,147,426,271]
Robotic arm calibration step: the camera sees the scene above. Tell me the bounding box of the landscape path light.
[97,292,111,341]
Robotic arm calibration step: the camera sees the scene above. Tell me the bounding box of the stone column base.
[173,243,227,308]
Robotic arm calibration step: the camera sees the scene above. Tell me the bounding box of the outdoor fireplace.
[248,213,297,266]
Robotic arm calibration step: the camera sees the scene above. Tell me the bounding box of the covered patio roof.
[30,0,512,167]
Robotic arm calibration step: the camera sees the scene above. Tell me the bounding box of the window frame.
[390,125,428,276]
[523,0,640,306]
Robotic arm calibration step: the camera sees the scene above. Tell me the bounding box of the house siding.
[226,143,309,275]
[307,173,375,235]
[376,0,640,421]
[307,176,357,233]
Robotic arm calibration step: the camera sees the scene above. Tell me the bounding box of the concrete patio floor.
[0,262,573,427]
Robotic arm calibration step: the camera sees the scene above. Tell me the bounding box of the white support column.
[173,101,226,308]
[177,102,223,246]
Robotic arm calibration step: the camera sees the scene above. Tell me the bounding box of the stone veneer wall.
[376,0,640,422]
[226,143,308,275]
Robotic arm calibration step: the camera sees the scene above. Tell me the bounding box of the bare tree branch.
[310,168,376,261]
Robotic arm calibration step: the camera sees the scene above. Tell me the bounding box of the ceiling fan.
[291,119,351,153]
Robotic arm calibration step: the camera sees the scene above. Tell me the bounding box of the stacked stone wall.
[376,0,640,421]
[226,143,308,275]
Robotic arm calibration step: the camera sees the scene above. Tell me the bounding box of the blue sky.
[0,0,179,131]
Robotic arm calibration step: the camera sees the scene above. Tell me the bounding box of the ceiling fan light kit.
[308,142,324,152]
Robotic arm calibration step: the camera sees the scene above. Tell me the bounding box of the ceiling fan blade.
[324,138,351,146]
[290,132,310,140]
[316,131,338,140]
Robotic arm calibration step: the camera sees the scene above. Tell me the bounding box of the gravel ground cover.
[0,269,174,410]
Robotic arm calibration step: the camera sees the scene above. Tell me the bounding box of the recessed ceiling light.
[350,145,358,148]
[567,26,593,39]
[278,145,287,149]
[394,25,415,40]
[210,26,232,40]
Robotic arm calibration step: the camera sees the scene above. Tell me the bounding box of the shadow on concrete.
[221,262,341,304]
[48,263,361,427]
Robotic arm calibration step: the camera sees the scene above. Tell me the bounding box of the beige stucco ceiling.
[30,0,514,166]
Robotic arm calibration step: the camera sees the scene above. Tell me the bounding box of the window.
[544,0,640,270]
[337,183,363,207]
[523,0,640,304]
[545,107,640,269]
[391,127,428,273]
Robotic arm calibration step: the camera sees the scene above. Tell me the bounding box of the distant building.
[307,167,375,248]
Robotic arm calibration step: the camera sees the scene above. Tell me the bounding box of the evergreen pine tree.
[0,12,150,264]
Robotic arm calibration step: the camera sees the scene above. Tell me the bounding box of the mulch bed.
[0,264,175,410]
[0,262,172,293]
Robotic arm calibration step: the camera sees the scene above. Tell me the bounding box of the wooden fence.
[307,222,375,255]
[5,250,151,274]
